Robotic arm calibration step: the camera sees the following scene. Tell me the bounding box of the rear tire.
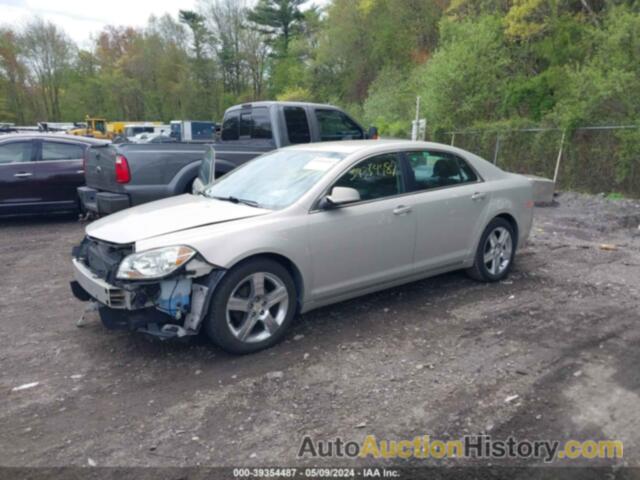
[204,258,297,354]
[466,217,516,282]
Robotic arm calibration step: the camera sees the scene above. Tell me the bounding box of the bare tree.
[242,27,269,99]
[21,18,74,120]
[200,0,249,96]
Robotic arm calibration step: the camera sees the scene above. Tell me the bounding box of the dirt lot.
[1,192,639,474]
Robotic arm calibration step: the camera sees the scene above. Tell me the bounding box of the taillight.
[115,154,131,183]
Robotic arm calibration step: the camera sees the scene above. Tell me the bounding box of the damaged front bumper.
[70,238,224,339]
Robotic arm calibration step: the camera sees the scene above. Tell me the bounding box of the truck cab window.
[94,120,106,134]
[284,107,311,144]
[239,108,272,140]
[315,109,363,141]
[222,111,240,141]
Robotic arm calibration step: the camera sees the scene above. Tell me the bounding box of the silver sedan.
[71,140,534,354]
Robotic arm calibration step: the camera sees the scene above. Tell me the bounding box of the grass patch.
[606,192,626,200]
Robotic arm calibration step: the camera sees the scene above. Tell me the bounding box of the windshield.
[94,120,106,133]
[204,149,345,210]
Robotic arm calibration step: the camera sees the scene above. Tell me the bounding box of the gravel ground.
[0,192,639,474]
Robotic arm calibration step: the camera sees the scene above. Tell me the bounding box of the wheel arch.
[467,210,520,267]
[169,159,202,194]
[229,252,305,313]
[494,212,519,247]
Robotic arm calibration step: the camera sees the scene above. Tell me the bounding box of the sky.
[0,0,198,47]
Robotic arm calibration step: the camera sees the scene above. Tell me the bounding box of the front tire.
[204,258,297,354]
[466,217,515,282]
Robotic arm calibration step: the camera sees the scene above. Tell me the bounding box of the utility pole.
[411,96,420,141]
[411,96,427,141]
[553,130,566,184]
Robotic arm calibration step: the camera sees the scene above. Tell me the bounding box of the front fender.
[137,214,312,302]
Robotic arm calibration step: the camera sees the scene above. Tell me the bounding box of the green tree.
[179,11,208,61]
[416,15,510,132]
[363,67,416,137]
[314,0,445,103]
[246,0,306,55]
[553,5,640,128]
[0,28,29,123]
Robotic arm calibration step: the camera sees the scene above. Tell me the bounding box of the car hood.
[86,194,271,245]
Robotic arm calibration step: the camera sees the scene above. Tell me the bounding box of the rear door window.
[405,151,478,191]
[284,106,311,144]
[41,142,84,161]
[239,107,272,140]
[315,109,364,141]
[0,141,33,164]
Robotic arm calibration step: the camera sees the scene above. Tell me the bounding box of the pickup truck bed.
[79,142,275,214]
[80,143,207,214]
[79,101,373,215]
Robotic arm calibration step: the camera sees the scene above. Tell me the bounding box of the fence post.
[492,133,501,165]
[553,130,566,184]
[450,132,456,146]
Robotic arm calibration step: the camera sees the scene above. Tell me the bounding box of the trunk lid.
[85,144,122,192]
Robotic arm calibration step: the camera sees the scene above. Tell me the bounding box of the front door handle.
[393,205,412,215]
[14,172,33,178]
[471,192,486,201]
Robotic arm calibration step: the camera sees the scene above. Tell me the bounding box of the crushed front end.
[70,236,224,338]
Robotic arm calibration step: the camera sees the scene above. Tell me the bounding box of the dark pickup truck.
[79,101,374,215]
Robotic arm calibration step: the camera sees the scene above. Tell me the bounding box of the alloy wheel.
[225,272,289,343]
[483,226,513,276]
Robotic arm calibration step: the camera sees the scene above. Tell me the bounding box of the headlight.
[116,246,196,280]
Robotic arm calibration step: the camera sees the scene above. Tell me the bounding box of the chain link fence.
[439,126,640,198]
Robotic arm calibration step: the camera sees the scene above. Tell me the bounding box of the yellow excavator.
[67,116,110,139]
[68,117,164,140]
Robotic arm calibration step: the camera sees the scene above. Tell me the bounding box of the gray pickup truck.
[79,101,374,215]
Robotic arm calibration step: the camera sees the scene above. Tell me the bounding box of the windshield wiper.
[212,195,260,208]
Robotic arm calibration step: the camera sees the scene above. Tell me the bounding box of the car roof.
[283,139,457,154]
[0,132,110,145]
[226,101,344,111]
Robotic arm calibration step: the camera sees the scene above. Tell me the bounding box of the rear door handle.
[76,170,85,174]
[393,205,412,215]
[14,172,33,178]
[471,192,486,201]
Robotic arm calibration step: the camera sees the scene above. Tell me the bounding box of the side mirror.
[191,177,205,195]
[319,186,361,209]
[367,126,379,140]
